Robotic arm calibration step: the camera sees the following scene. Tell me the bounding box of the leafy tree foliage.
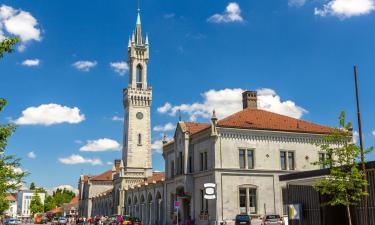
[43,195,56,212]
[52,188,75,207]
[313,112,373,225]
[30,190,44,215]
[30,182,36,190]
[0,37,20,58]
[0,99,27,215]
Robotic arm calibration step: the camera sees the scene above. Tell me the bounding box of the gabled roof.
[136,172,165,187]
[90,170,112,181]
[184,122,210,135]
[217,108,333,134]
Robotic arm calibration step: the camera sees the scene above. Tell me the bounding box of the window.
[239,149,246,169]
[319,153,326,169]
[200,152,208,171]
[280,151,287,170]
[200,189,208,213]
[170,160,175,178]
[288,152,295,170]
[136,64,142,88]
[188,156,192,173]
[138,133,142,145]
[247,149,254,169]
[238,187,257,215]
[239,149,255,169]
[180,152,184,174]
[280,151,295,170]
[239,188,247,214]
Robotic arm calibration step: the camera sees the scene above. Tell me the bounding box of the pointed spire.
[131,32,135,43]
[145,33,149,45]
[136,11,141,25]
[128,37,131,47]
[134,5,143,45]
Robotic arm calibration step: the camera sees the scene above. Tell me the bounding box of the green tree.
[0,99,28,215]
[0,37,20,58]
[313,112,373,225]
[30,182,36,190]
[30,190,44,215]
[52,188,75,207]
[43,195,56,212]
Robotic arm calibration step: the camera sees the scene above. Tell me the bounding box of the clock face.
[136,112,144,120]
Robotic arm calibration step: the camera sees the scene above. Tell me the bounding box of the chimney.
[242,91,257,109]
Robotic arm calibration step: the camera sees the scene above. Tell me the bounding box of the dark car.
[235,214,251,225]
[132,217,142,225]
[261,214,284,225]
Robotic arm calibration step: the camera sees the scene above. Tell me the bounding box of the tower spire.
[134,0,143,45]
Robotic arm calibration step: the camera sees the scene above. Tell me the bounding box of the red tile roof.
[184,122,210,134]
[48,207,62,213]
[6,194,16,202]
[69,196,78,204]
[137,172,165,187]
[90,170,112,181]
[217,108,333,134]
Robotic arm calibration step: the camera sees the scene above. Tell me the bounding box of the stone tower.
[122,9,152,178]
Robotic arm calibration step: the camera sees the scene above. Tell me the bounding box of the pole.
[354,65,369,225]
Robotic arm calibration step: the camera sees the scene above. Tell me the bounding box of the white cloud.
[151,140,163,154]
[207,2,244,23]
[289,0,306,7]
[157,103,172,113]
[14,104,85,126]
[315,0,375,18]
[0,5,41,50]
[74,140,83,144]
[372,130,375,137]
[21,59,40,66]
[58,154,102,165]
[79,138,121,152]
[111,116,124,122]
[157,88,307,121]
[153,122,175,132]
[110,61,129,76]
[107,161,114,165]
[72,60,97,72]
[27,151,36,159]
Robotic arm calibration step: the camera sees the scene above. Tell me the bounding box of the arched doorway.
[140,195,145,221]
[147,193,153,225]
[176,186,191,224]
[133,196,138,218]
[156,192,162,225]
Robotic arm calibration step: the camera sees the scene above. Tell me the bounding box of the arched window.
[138,133,142,145]
[136,64,142,88]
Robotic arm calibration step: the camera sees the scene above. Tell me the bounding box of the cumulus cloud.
[153,122,175,132]
[72,60,97,72]
[107,161,114,165]
[79,138,121,152]
[372,130,375,137]
[110,61,129,76]
[27,151,36,159]
[157,88,307,121]
[151,140,163,154]
[207,2,244,23]
[111,116,124,122]
[58,154,102,165]
[0,5,41,50]
[21,59,40,66]
[14,104,85,126]
[315,0,375,18]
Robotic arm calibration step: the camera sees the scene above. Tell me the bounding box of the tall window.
[188,156,193,173]
[238,187,257,214]
[136,64,142,88]
[170,160,175,178]
[200,152,208,171]
[239,149,246,169]
[280,151,295,170]
[138,133,142,145]
[239,149,255,169]
[200,189,208,213]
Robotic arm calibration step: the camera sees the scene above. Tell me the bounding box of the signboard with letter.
[204,183,216,199]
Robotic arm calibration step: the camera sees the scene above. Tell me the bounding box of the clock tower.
[122,9,152,177]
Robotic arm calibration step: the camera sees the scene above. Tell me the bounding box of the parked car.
[235,214,251,225]
[5,218,21,225]
[261,214,284,225]
[52,217,59,225]
[58,217,67,225]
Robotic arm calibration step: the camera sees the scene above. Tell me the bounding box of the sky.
[1,0,375,191]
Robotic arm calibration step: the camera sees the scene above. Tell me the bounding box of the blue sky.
[1,0,375,190]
